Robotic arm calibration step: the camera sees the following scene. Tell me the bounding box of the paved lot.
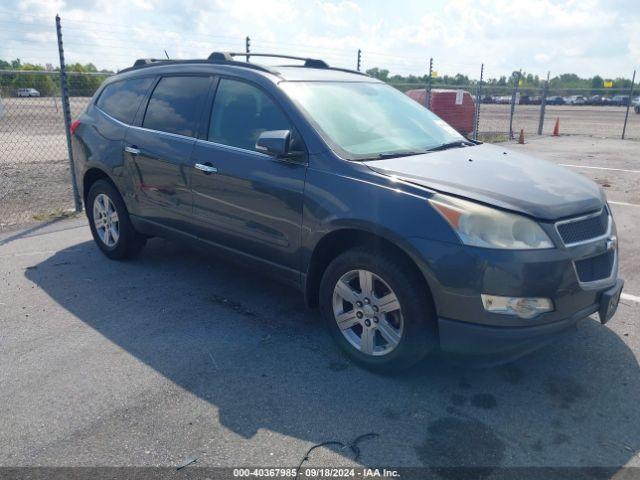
[0,137,639,474]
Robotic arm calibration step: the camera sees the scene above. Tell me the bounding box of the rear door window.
[96,77,153,124]
[142,76,211,138]
[208,78,294,152]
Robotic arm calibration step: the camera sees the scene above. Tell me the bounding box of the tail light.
[70,119,81,135]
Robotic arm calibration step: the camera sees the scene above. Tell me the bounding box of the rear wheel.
[87,179,146,260]
[320,247,438,372]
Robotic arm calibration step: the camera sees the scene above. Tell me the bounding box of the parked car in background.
[633,97,640,113]
[588,95,603,105]
[16,88,40,97]
[519,94,537,105]
[481,94,495,104]
[611,95,629,106]
[69,52,623,371]
[405,89,476,136]
[566,95,586,105]
[546,96,565,105]
[494,95,511,104]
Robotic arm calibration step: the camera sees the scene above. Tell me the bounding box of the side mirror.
[255,130,292,157]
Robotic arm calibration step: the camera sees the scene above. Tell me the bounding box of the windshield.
[280,81,465,160]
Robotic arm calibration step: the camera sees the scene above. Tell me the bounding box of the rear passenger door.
[124,75,212,230]
[89,77,155,196]
[190,77,307,279]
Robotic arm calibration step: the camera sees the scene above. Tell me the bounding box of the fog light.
[481,295,553,319]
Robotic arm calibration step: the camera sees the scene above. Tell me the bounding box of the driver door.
[190,77,307,281]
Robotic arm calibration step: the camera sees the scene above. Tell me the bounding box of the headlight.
[429,194,553,249]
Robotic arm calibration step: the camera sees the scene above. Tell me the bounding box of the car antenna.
[164,50,170,59]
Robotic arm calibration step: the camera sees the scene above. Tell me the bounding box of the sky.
[0,0,639,79]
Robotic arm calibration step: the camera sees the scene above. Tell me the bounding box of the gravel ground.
[0,136,638,475]
[478,104,640,139]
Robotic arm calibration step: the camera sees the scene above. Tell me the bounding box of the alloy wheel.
[332,269,404,356]
[93,193,120,248]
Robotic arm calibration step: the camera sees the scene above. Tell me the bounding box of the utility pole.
[357,49,361,71]
[622,70,636,139]
[55,14,81,212]
[538,71,550,135]
[425,57,433,110]
[509,70,521,140]
[473,63,484,140]
[245,36,251,63]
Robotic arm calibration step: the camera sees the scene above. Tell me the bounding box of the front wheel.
[87,179,146,260]
[319,247,438,372]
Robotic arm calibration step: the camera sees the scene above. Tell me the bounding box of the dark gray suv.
[70,52,623,371]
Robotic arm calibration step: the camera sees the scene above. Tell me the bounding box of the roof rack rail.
[209,52,368,76]
[133,58,161,67]
[123,57,275,75]
[125,52,367,77]
[211,52,329,69]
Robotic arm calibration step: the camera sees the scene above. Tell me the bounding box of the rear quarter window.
[96,77,154,124]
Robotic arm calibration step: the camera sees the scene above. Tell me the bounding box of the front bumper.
[438,304,595,361]
[408,231,622,359]
[439,277,623,362]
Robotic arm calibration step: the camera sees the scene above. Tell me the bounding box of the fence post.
[509,70,521,139]
[245,36,251,63]
[55,14,82,212]
[538,71,550,135]
[473,63,483,140]
[425,57,433,110]
[622,69,636,140]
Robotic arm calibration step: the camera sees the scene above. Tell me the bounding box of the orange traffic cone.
[518,129,525,144]
[552,117,560,136]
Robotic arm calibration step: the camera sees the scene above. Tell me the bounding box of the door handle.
[124,146,140,155]
[194,163,218,174]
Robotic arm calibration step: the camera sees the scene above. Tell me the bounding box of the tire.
[319,247,438,372]
[86,179,146,260]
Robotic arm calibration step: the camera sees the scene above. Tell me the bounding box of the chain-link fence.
[388,75,639,143]
[0,70,70,229]
[0,69,111,230]
[1,15,638,231]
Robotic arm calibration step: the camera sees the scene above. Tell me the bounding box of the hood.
[364,143,604,220]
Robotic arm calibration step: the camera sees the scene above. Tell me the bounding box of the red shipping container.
[405,89,476,135]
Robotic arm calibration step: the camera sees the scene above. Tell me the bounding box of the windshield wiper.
[426,140,475,152]
[356,151,426,161]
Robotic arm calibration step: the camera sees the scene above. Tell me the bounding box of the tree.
[365,67,389,81]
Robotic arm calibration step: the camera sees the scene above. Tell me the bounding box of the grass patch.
[477,133,510,143]
[32,208,80,223]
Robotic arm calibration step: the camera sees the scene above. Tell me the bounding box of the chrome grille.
[556,208,609,246]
